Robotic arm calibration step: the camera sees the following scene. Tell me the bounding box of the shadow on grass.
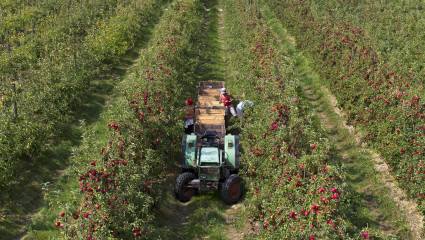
[0,126,79,239]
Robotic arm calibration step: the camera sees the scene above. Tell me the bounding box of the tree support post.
[12,83,17,119]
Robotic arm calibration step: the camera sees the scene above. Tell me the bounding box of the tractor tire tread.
[221,174,242,204]
[174,172,197,202]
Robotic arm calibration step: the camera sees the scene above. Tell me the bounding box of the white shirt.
[185,118,194,128]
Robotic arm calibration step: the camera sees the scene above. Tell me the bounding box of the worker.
[219,88,237,117]
[180,99,195,134]
[236,100,254,117]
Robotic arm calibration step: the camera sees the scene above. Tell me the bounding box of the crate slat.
[197,95,220,101]
[196,109,225,115]
[197,100,221,107]
[195,119,225,125]
[196,115,224,120]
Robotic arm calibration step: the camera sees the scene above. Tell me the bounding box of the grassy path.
[0,6,168,240]
[217,2,252,239]
[261,4,422,239]
[154,1,229,239]
[317,88,424,238]
[154,1,250,239]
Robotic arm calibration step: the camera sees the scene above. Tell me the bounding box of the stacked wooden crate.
[195,81,226,144]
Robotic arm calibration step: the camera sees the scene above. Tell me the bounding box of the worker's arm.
[229,94,235,101]
[180,106,187,119]
[219,94,223,104]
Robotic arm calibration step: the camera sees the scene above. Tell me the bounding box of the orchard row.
[223,1,378,239]
[0,0,167,189]
[55,0,205,238]
[268,0,425,219]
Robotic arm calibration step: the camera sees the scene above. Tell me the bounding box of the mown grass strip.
[153,1,239,239]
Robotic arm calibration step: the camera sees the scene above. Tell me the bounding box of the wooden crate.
[195,81,226,144]
[198,89,221,96]
[197,95,219,101]
[195,118,225,125]
[197,100,221,107]
[196,109,225,115]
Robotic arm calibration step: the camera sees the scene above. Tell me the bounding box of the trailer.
[174,81,242,204]
[195,81,226,143]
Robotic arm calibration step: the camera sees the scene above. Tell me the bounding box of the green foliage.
[221,1,359,238]
[0,0,167,190]
[266,0,425,225]
[54,0,207,238]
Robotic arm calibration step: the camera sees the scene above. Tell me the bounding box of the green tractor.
[174,81,242,204]
[174,131,242,204]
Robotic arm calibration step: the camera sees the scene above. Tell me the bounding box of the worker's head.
[221,88,226,95]
[186,99,193,105]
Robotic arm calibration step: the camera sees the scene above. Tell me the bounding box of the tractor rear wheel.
[221,174,242,204]
[174,172,197,203]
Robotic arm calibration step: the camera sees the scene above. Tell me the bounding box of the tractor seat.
[200,130,221,139]
[200,131,220,147]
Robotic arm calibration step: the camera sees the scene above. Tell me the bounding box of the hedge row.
[267,0,425,217]
[222,1,377,238]
[0,0,167,190]
[55,0,206,238]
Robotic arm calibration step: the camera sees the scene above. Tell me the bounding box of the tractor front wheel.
[221,174,242,204]
[174,172,197,203]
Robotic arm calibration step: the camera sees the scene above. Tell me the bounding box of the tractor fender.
[181,135,187,168]
[224,135,239,169]
[235,135,239,169]
[181,134,197,169]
